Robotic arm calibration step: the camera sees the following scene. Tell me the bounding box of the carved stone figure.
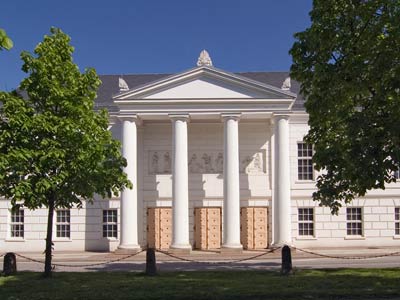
[163,152,171,173]
[118,77,129,91]
[215,152,223,173]
[253,153,263,172]
[151,152,159,174]
[281,77,291,91]
[202,153,213,173]
[197,49,213,67]
[241,156,253,173]
[189,153,200,173]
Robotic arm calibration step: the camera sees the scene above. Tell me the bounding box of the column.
[222,114,243,250]
[273,114,292,246]
[170,115,191,252]
[118,116,141,252]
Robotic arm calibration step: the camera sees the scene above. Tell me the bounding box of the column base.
[115,244,142,254]
[169,244,192,255]
[221,244,243,254]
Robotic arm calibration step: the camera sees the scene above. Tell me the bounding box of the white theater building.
[1,51,400,253]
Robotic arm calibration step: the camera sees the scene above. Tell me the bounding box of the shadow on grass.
[86,261,281,272]
[1,268,400,300]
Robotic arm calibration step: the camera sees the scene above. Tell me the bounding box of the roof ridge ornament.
[281,76,291,91]
[119,77,129,92]
[197,49,213,67]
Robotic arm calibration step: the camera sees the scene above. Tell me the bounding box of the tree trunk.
[44,195,55,277]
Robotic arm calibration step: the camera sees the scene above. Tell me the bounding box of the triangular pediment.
[114,67,296,101]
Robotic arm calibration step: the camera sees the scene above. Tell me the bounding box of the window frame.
[346,207,363,236]
[10,208,24,239]
[298,208,315,237]
[56,209,71,239]
[297,142,314,181]
[102,209,118,239]
[395,207,400,236]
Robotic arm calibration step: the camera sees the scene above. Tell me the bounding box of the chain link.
[13,249,146,268]
[2,245,400,270]
[155,247,280,265]
[290,246,400,260]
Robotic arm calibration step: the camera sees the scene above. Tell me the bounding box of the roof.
[95,72,305,112]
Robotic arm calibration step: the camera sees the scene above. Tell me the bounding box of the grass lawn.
[1,269,400,300]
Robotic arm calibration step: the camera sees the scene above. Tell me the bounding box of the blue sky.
[0,0,312,90]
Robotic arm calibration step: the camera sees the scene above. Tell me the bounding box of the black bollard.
[281,245,292,275]
[3,252,17,276]
[145,248,157,276]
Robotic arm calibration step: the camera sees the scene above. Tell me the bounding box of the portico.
[114,51,296,252]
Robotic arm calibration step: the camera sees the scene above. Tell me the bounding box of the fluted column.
[273,114,292,246]
[170,114,191,252]
[118,116,141,252]
[222,114,243,250]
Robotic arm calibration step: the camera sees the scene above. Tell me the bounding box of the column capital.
[221,113,241,121]
[118,114,142,125]
[272,113,290,122]
[169,114,190,122]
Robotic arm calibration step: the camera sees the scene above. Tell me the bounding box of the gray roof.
[96,72,305,112]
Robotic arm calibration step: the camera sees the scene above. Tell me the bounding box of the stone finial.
[197,49,213,67]
[281,77,291,91]
[119,77,129,92]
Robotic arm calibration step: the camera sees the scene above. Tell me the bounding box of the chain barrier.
[291,246,400,260]
[13,249,146,268]
[3,245,400,270]
[155,247,281,265]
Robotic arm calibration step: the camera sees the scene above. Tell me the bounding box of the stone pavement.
[3,246,400,272]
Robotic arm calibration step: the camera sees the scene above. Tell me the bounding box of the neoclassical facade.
[1,51,399,252]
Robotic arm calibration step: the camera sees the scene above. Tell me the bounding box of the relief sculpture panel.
[148,150,265,174]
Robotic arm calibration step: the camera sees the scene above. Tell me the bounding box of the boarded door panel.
[147,207,172,249]
[241,207,268,249]
[194,207,221,250]
[160,208,172,249]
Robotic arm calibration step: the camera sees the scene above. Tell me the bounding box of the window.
[297,143,313,180]
[56,210,70,238]
[103,210,118,238]
[298,208,314,236]
[10,209,24,238]
[346,208,363,236]
[394,170,400,180]
[395,207,400,235]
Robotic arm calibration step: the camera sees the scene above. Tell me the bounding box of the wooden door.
[241,207,268,249]
[147,207,172,249]
[194,207,221,249]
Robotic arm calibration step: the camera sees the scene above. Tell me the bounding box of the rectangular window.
[298,208,314,236]
[103,210,118,238]
[10,209,24,238]
[297,143,313,180]
[346,207,363,236]
[56,210,70,238]
[395,207,400,235]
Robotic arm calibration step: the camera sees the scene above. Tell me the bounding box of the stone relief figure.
[189,153,200,173]
[215,152,223,173]
[163,152,171,173]
[151,152,159,174]
[253,153,263,172]
[202,153,213,173]
[241,156,253,173]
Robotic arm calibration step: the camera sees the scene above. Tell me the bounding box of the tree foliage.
[0,28,131,276]
[290,0,400,214]
[0,28,13,50]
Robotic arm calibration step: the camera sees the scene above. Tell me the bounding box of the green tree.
[290,0,400,214]
[0,28,131,277]
[0,28,13,50]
